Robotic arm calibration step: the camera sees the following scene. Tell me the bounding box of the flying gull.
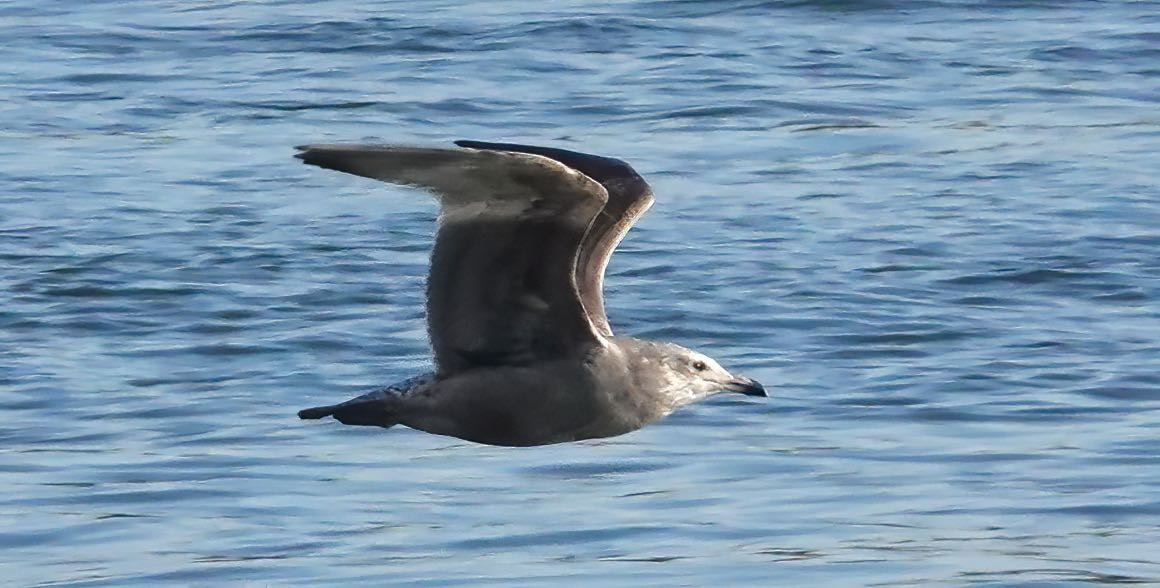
[296,140,765,446]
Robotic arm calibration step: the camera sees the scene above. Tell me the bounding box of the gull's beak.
[725,375,766,397]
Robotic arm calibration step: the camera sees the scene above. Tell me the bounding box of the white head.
[634,341,765,411]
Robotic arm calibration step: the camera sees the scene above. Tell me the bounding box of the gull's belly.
[398,361,645,447]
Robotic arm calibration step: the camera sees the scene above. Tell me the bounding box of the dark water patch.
[1014,340,1068,350]
[522,460,673,479]
[909,406,997,423]
[821,346,931,359]
[951,295,1010,307]
[167,342,289,357]
[665,104,769,119]
[1008,405,1123,420]
[860,263,939,273]
[125,373,238,387]
[16,486,239,509]
[1073,385,1160,402]
[611,263,676,279]
[797,192,846,200]
[38,284,206,299]
[58,72,175,85]
[824,328,977,346]
[887,245,949,257]
[113,404,222,421]
[503,15,687,39]
[782,117,881,132]
[235,100,382,112]
[834,395,925,407]
[447,525,664,551]
[941,268,1116,286]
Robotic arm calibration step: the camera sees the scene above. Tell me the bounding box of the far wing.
[454,141,654,337]
[296,144,609,375]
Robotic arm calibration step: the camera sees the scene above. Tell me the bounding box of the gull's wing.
[454,141,654,337]
[295,144,609,375]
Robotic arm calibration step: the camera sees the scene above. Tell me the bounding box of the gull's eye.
[692,360,707,372]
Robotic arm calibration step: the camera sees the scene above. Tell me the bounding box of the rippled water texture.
[2,0,1159,585]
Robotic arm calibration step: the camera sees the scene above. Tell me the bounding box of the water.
[2,0,1159,585]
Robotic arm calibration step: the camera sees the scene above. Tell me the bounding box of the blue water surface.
[2,0,1159,585]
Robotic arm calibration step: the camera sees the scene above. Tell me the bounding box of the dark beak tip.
[729,377,766,397]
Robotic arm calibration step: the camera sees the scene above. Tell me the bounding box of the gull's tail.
[298,396,398,428]
[298,373,434,429]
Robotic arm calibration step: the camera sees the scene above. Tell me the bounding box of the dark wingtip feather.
[293,146,352,175]
[293,145,315,163]
[298,405,335,420]
[448,140,644,188]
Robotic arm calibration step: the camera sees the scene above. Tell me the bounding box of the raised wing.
[454,141,654,337]
[295,144,610,375]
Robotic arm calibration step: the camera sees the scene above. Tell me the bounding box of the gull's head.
[649,343,766,408]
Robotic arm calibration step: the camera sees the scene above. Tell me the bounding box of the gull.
[296,140,765,446]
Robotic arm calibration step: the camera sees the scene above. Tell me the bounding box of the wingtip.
[298,405,334,420]
[294,145,342,168]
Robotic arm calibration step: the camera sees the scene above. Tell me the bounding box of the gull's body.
[296,140,764,446]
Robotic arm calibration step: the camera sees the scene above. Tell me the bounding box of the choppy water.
[3,1,1159,585]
